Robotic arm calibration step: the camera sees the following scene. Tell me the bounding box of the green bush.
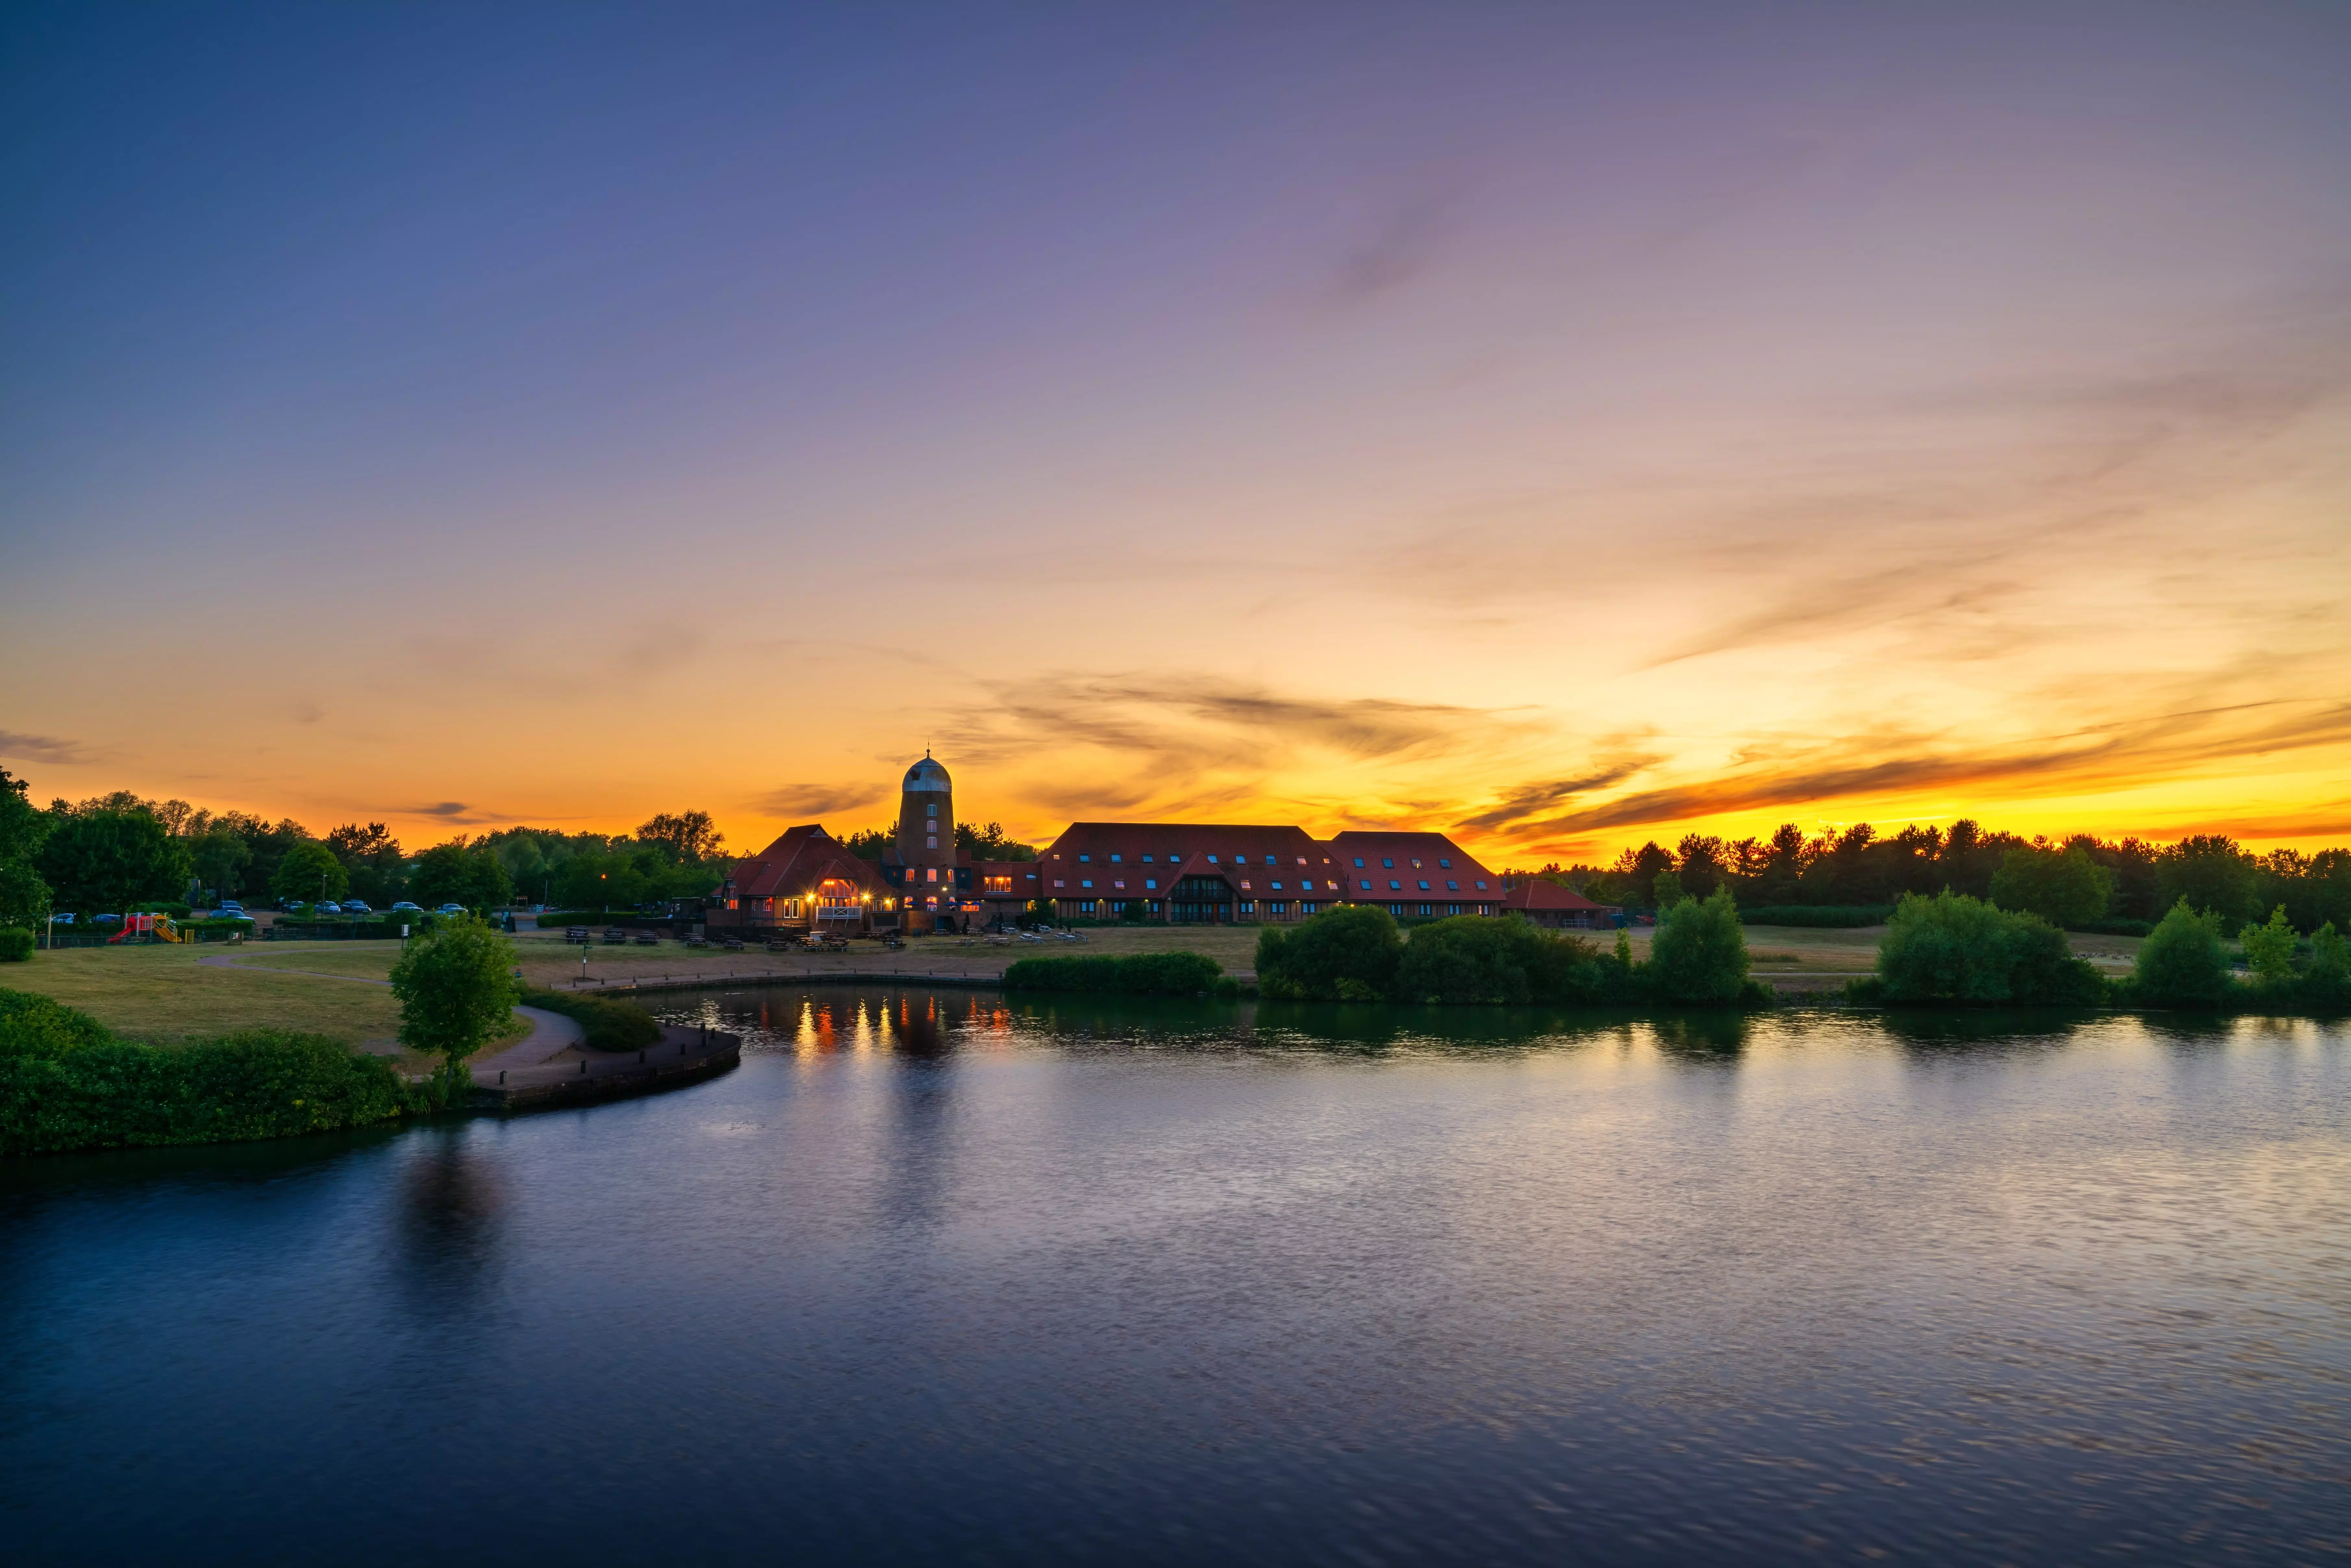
[1,989,415,1156]
[1649,888,1753,1004]
[2239,905,2299,982]
[2128,898,2235,1007]
[1256,905,1404,1001]
[1001,951,1228,996]
[1738,905,1893,928]
[518,988,664,1050]
[0,928,31,962]
[1391,915,1606,1004]
[1874,892,2106,1006]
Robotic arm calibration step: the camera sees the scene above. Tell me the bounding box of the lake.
[4,988,2347,1565]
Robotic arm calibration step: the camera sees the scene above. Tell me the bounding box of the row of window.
[1359,878,1486,892]
[1062,851,1472,874]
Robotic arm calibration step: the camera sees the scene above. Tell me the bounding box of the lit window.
[926,868,938,883]
[1113,880,1125,890]
[1239,880,1251,890]
[1054,880,1065,889]
[1412,859,1423,869]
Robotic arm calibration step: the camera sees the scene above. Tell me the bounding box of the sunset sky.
[6,4,2349,864]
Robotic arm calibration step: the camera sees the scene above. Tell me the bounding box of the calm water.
[4,989,2347,1566]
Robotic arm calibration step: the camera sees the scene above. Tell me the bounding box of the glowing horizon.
[6,7,2348,865]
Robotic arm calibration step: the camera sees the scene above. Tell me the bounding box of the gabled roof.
[726,826,891,899]
[1501,880,1619,912]
[1325,830,1498,895]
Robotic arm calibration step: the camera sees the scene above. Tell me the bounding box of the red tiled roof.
[1037,823,1340,898]
[726,826,891,900]
[1501,880,1618,912]
[1326,830,1498,898]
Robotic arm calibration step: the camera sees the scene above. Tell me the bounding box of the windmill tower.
[896,750,955,928]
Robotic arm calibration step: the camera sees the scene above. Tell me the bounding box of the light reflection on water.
[1,987,2346,1566]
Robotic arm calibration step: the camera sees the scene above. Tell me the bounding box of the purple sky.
[6,4,2349,856]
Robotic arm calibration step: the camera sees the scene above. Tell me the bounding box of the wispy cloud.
[748,783,888,820]
[0,730,93,764]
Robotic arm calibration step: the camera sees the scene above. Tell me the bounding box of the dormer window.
[1438,858,1451,869]
[1382,858,1394,869]
[1078,854,1090,863]
[1141,855,1153,863]
[1353,858,1365,868]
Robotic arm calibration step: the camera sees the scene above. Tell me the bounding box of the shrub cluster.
[1001,952,1230,996]
[1,989,417,1156]
[2108,900,2351,1013]
[1855,892,2106,1006]
[518,988,664,1050]
[0,927,32,962]
[1258,895,1767,1007]
[1737,906,1892,928]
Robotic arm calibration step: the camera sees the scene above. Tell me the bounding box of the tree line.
[1520,821,2351,934]
[0,768,733,927]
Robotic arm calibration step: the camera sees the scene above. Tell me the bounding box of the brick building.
[716,752,1509,935]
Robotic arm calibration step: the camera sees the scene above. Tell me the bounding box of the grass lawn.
[3,943,406,1045]
[1,940,528,1070]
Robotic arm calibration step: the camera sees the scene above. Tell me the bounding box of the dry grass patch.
[4,944,406,1045]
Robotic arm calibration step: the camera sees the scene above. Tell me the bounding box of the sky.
[5,3,2349,865]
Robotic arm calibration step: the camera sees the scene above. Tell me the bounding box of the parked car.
[435,903,466,916]
[390,901,421,913]
[341,900,372,914]
[51,912,75,925]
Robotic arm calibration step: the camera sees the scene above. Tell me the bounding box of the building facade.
[715,752,1511,934]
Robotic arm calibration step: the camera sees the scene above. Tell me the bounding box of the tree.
[2132,898,2234,1006]
[0,861,53,930]
[840,827,891,862]
[0,767,48,865]
[191,830,253,900]
[1255,904,1403,1001]
[2239,905,2298,982]
[957,821,1036,860]
[325,822,406,905]
[36,811,191,914]
[1989,844,2113,927]
[388,915,517,1096]
[2158,836,2260,928]
[1652,869,1685,909]
[1873,891,2104,1006]
[636,810,726,863]
[1647,886,1750,1004]
[271,842,349,905]
[411,839,513,911]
